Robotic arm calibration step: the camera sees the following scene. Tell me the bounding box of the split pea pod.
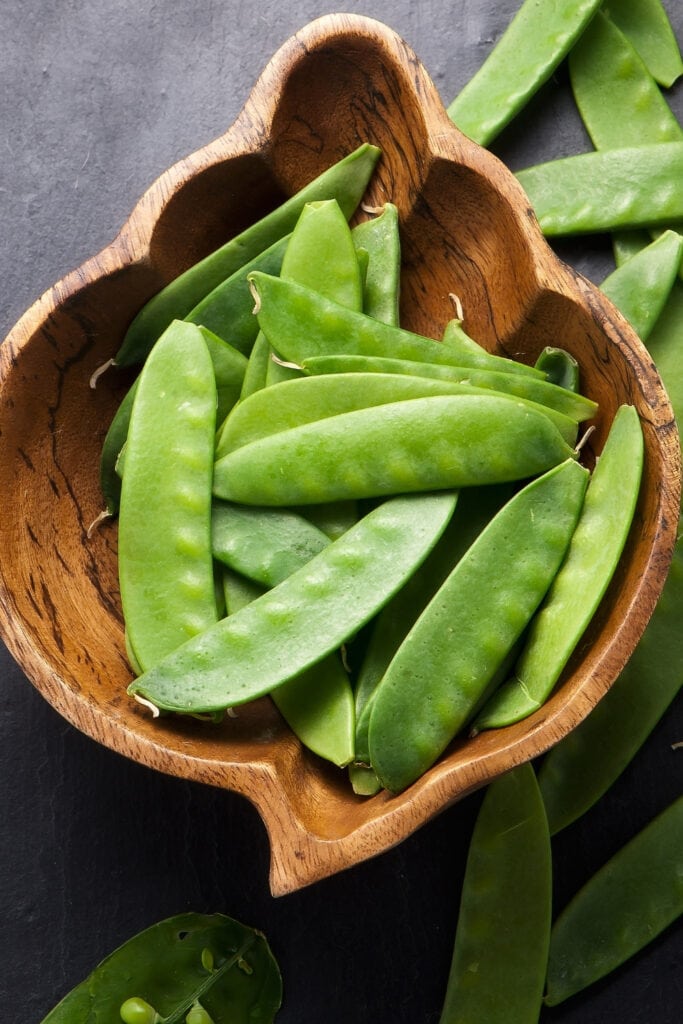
[128,493,457,714]
[473,404,644,731]
[118,320,218,671]
[544,794,683,1006]
[115,143,381,366]
[439,764,551,1024]
[351,203,401,325]
[213,394,576,506]
[368,459,589,793]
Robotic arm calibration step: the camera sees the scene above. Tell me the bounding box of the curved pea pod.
[600,230,683,340]
[301,500,358,540]
[118,320,218,671]
[198,326,247,423]
[368,459,589,793]
[115,142,381,366]
[129,492,457,714]
[99,375,139,516]
[446,0,602,146]
[516,142,683,235]
[38,912,282,1023]
[545,795,683,1006]
[351,203,401,325]
[440,318,545,378]
[534,346,580,392]
[213,394,577,506]
[606,0,683,88]
[438,764,551,1024]
[211,501,331,587]
[474,404,644,732]
[239,329,271,400]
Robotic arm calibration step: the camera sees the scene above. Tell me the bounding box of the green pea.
[438,764,551,1024]
[600,230,683,340]
[607,0,683,87]
[545,794,683,1006]
[186,1002,214,1024]
[119,997,160,1024]
[351,203,401,325]
[115,142,380,366]
[128,493,457,714]
[516,142,683,235]
[473,404,643,731]
[446,0,602,146]
[213,394,576,506]
[118,320,218,670]
[368,459,589,792]
[534,347,580,392]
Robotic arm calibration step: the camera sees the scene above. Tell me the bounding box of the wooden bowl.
[0,14,678,896]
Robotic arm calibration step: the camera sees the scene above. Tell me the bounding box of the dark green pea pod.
[299,500,358,540]
[38,912,281,1023]
[534,347,580,392]
[440,319,546,379]
[446,0,602,146]
[545,795,683,1006]
[439,764,551,1024]
[351,203,401,325]
[607,0,683,88]
[115,142,381,366]
[213,394,577,507]
[128,492,457,714]
[600,230,683,340]
[368,459,589,793]
[516,142,683,235]
[473,404,643,732]
[99,375,139,516]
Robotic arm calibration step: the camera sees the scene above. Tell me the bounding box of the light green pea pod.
[351,203,401,325]
[115,142,381,366]
[237,330,271,401]
[128,493,457,714]
[534,347,580,392]
[368,459,589,793]
[198,326,247,424]
[222,567,264,614]
[440,318,546,379]
[600,230,683,340]
[301,501,358,540]
[545,795,683,1006]
[118,321,218,671]
[607,0,683,87]
[446,0,602,146]
[213,394,576,507]
[438,764,551,1024]
[516,142,683,235]
[473,404,644,732]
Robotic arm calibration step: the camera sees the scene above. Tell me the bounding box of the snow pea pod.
[368,459,589,792]
[440,318,546,379]
[545,794,683,1006]
[115,143,381,366]
[128,493,457,714]
[351,203,401,325]
[446,0,602,146]
[608,0,683,87]
[118,321,218,671]
[516,142,683,235]
[213,394,576,506]
[439,763,551,1024]
[534,347,580,392]
[474,404,643,731]
[239,329,271,400]
[600,230,683,340]
[99,375,139,516]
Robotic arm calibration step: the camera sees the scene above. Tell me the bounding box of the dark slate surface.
[1,1,681,1021]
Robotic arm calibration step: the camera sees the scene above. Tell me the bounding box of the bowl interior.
[0,13,678,893]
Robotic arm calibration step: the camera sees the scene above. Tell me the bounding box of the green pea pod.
[351,203,401,325]
[211,501,331,587]
[39,913,281,1023]
[600,230,683,340]
[440,318,546,379]
[516,142,683,235]
[534,347,580,392]
[222,567,264,614]
[368,459,589,793]
[545,795,683,1006]
[439,764,551,1024]
[99,376,139,516]
[300,500,358,540]
[198,326,247,424]
[118,321,218,670]
[607,0,683,87]
[446,0,602,146]
[213,395,576,506]
[238,330,271,400]
[301,354,595,424]
[473,404,643,731]
[115,142,381,366]
[129,492,457,714]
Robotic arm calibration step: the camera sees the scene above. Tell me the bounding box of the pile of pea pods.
[98,139,644,798]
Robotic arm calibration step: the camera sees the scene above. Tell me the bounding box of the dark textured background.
[1,2,681,1021]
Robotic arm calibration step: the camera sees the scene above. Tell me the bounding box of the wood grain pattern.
[0,13,678,896]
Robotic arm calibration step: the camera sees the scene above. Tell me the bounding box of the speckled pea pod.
[213,394,576,506]
[351,203,401,325]
[517,142,683,235]
[473,404,643,732]
[438,764,551,1024]
[600,230,683,340]
[440,318,546,379]
[608,0,683,87]
[128,493,457,714]
[446,0,602,146]
[545,794,683,1006]
[115,143,381,366]
[118,320,218,671]
[367,459,589,793]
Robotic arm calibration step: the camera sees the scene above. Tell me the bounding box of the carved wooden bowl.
[0,14,678,895]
